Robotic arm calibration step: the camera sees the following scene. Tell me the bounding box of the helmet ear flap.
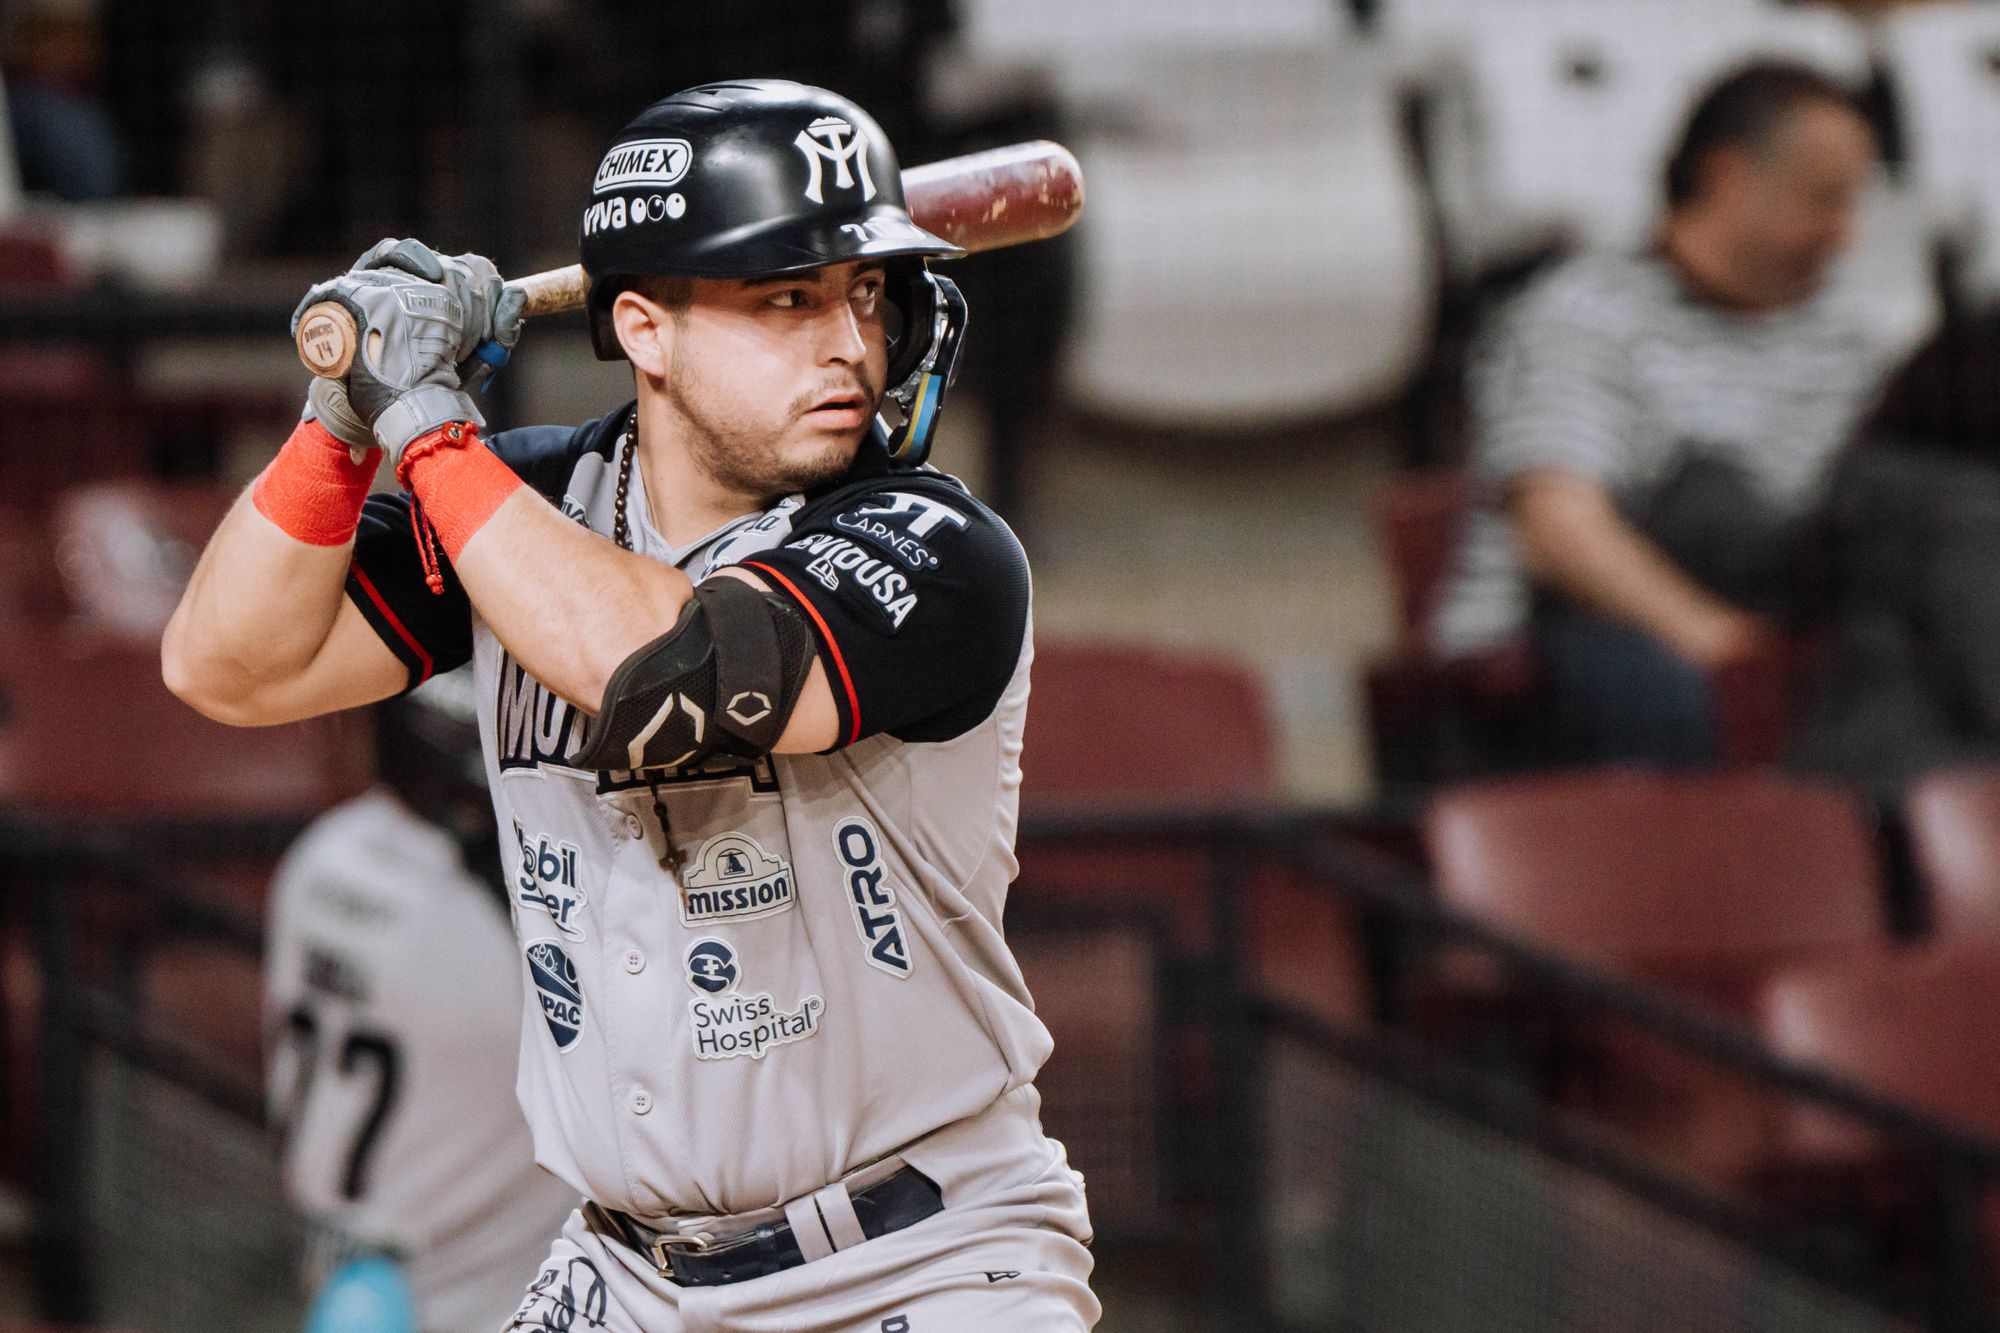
[879,272,969,468]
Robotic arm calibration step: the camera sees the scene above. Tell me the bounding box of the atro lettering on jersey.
[834,817,913,978]
[680,832,796,925]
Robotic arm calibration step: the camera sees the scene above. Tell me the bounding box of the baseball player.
[164,80,1098,1331]
[267,671,578,1332]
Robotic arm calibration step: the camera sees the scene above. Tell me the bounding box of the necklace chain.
[611,413,684,876]
[612,415,636,553]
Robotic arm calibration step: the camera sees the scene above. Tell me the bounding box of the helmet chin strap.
[878,274,968,468]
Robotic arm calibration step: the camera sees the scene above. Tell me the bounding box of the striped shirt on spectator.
[1431,251,1899,657]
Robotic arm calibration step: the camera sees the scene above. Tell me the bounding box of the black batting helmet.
[579,79,969,465]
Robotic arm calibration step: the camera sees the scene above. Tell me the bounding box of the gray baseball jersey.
[342,406,1060,1223]
[265,789,580,1331]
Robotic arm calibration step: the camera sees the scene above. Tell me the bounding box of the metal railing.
[10,801,1998,1330]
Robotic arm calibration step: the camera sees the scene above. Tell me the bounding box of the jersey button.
[623,814,645,839]
[623,950,645,974]
[629,1087,653,1115]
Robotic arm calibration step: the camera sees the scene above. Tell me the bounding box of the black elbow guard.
[571,578,817,773]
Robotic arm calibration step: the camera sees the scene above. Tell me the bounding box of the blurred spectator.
[2,0,124,200]
[267,673,576,1332]
[583,0,949,156]
[242,1,473,255]
[1431,62,1888,768]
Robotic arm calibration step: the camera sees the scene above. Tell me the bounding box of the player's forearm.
[162,488,358,719]
[1510,471,1738,644]
[450,487,694,712]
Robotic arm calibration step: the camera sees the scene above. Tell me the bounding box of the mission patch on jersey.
[679,832,795,925]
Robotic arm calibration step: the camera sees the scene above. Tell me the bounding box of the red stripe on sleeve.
[349,564,436,684]
[742,561,862,746]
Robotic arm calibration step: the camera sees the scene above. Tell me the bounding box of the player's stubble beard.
[666,342,882,506]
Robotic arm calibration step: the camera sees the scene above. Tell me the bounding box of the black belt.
[592,1166,944,1287]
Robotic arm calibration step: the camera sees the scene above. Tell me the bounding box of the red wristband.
[395,421,524,564]
[250,419,377,546]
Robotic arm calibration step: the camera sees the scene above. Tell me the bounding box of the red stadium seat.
[1761,941,2000,1164]
[0,507,66,626]
[1426,768,1885,990]
[1377,469,1469,639]
[1021,638,1278,803]
[1017,640,1366,1013]
[1759,941,2000,1277]
[0,626,370,825]
[1017,636,1287,951]
[0,347,145,498]
[1362,470,1537,788]
[139,938,266,1079]
[1904,766,2000,939]
[1012,925,1163,1232]
[1015,637,1370,1231]
[0,624,363,1187]
[0,230,69,288]
[1424,767,1889,1178]
[1364,470,1804,785]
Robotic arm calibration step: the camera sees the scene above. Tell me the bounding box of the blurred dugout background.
[10,0,2000,1331]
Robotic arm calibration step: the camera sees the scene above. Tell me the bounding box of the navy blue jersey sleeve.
[345,492,472,689]
[733,481,1030,746]
[340,412,624,691]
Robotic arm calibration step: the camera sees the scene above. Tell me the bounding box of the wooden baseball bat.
[296,139,1085,379]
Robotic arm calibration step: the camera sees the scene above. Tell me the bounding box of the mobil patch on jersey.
[515,823,587,941]
[680,832,795,925]
[526,940,585,1052]
[833,817,913,979]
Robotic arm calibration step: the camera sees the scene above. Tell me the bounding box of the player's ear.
[613,289,673,380]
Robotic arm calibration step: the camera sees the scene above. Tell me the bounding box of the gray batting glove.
[301,375,373,453]
[291,239,526,463]
[355,237,529,370]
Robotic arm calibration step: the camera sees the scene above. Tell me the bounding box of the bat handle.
[295,266,589,380]
[296,302,359,379]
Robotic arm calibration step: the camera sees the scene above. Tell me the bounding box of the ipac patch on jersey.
[525,940,585,1052]
[833,817,913,979]
[679,832,795,925]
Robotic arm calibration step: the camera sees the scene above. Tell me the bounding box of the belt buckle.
[648,1230,715,1276]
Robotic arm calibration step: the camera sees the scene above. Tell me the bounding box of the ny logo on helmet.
[795,116,877,205]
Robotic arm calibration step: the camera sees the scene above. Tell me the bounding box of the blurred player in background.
[266,669,577,1332]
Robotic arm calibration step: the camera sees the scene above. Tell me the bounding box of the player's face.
[664,260,892,501]
[1725,102,1876,309]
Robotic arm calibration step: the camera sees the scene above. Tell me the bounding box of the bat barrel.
[904,141,1084,255]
